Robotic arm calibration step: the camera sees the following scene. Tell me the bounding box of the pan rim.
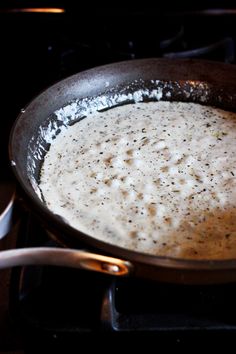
[9,57,236,272]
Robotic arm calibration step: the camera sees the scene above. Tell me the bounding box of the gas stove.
[2,5,236,179]
[7,211,236,350]
[1,3,236,352]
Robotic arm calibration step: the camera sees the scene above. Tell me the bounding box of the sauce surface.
[39,101,236,259]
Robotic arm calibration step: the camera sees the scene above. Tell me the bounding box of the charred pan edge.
[27,77,236,199]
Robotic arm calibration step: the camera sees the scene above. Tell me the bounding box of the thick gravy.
[39,101,236,259]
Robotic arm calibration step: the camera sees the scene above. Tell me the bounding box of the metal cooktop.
[1,5,236,180]
[7,211,236,350]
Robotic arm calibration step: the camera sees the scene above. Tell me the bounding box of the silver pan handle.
[0,247,132,276]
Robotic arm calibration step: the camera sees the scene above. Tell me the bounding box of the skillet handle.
[0,247,132,276]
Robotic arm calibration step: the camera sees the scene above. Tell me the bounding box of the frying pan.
[4,58,236,284]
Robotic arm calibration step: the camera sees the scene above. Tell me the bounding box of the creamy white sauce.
[39,101,236,259]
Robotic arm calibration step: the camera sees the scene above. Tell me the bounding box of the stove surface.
[2,5,236,180]
[4,210,236,351]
